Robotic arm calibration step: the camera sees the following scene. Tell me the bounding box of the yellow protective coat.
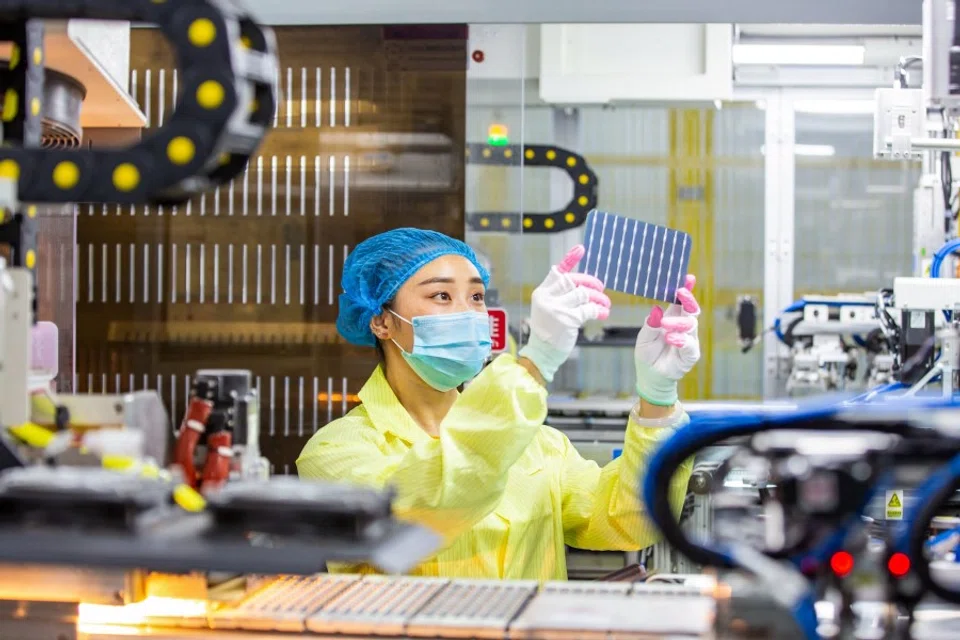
[297,354,692,581]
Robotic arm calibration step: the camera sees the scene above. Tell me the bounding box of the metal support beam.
[242,0,920,26]
[762,92,795,399]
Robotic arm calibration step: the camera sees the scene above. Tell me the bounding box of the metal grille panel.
[306,576,448,635]
[406,580,538,639]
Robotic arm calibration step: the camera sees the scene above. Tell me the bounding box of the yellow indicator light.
[167,137,196,165]
[53,161,80,189]
[188,18,217,47]
[197,80,225,110]
[113,163,140,192]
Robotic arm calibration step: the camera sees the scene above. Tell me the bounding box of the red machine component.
[201,431,234,492]
[174,398,213,488]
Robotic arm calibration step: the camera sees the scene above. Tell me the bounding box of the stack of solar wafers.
[200,574,716,638]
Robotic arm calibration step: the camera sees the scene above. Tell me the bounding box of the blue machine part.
[581,210,691,304]
[612,448,622,460]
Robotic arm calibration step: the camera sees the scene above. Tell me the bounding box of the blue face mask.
[389,310,492,392]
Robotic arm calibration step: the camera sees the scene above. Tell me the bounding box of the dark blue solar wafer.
[581,210,692,303]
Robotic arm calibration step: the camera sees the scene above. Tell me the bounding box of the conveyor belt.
[406,580,539,639]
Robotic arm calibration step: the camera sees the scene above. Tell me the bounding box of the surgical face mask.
[388,309,492,392]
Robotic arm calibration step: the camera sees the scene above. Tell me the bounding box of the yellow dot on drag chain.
[504,149,513,158]
[566,156,577,167]
[25,250,35,269]
[32,48,42,66]
[219,153,231,165]
[578,174,589,185]
[0,159,20,180]
[112,163,140,192]
[502,218,512,228]
[241,35,252,49]
[9,45,19,70]
[167,137,196,165]
[53,161,79,189]
[482,148,491,158]
[578,195,589,206]
[480,217,490,228]
[188,18,217,47]
[197,80,225,110]
[523,217,533,229]
[27,205,36,218]
[30,98,40,117]
[2,89,18,122]
[565,212,575,223]
[544,218,555,229]
[525,149,535,160]
[546,150,556,160]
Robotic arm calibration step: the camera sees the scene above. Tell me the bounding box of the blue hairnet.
[337,228,491,347]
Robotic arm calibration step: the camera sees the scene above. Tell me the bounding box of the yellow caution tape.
[173,484,207,513]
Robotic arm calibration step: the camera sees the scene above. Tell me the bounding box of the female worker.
[297,228,700,581]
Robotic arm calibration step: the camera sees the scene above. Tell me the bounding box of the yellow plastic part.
[173,484,207,512]
[0,159,20,180]
[196,80,225,110]
[8,423,54,448]
[30,98,40,117]
[53,161,80,189]
[167,137,196,165]
[10,44,20,70]
[112,163,141,192]
[102,455,135,471]
[25,249,35,269]
[188,18,217,47]
[2,89,18,122]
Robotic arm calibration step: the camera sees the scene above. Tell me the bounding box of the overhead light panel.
[733,44,866,66]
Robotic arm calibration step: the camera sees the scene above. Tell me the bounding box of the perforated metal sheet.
[581,209,692,304]
[406,579,538,639]
[210,574,358,632]
[306,576,448,636]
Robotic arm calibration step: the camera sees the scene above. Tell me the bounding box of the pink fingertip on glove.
[665,333,687,348]
[647,305,664,328]
[556,245,586,274]
[675,274,700,315]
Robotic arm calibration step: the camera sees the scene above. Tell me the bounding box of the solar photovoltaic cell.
[581,210,692,303]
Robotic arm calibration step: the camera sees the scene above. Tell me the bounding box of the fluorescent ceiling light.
[733,44,865,66]
[761,144,836,157]
[794,99,874,115]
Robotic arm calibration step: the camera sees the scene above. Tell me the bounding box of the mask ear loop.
[386,308,413,354]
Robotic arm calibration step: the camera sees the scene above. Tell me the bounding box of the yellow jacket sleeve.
[558,405,693,551]
[297,355,547,542]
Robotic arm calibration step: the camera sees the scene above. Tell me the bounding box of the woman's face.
[371,255,486,353]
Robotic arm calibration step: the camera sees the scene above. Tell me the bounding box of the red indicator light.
[888,552,911,578]
[830,551,855,577]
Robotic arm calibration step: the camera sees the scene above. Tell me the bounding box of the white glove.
[634,275,701,406]
[519,245,611,382]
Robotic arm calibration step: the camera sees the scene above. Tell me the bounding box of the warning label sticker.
[886,490,904,520]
